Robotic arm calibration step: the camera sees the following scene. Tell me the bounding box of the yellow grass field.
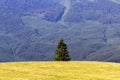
[0,61,120,80]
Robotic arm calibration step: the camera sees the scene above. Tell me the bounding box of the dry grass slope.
[0,61,120,80]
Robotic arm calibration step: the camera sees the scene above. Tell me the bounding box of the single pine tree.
[53,38,71,61]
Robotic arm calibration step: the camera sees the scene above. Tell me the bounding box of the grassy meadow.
[0,61,120,80]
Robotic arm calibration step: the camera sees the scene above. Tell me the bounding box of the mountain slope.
[0,0,120,62]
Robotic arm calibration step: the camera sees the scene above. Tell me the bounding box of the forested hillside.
[0,0,120,62]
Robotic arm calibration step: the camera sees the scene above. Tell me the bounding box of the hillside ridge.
[0,0,120,62]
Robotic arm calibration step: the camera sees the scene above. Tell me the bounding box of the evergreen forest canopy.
[0,0,120,62]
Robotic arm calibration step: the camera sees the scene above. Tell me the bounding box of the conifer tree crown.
[53,38,71,61]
